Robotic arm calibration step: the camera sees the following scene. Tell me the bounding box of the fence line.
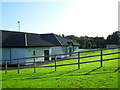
[1,48,120,74]
[5,61,7,74]
[100,50,103,67]
[33,57,36,73]
[0,47,119,62]
[18,59,20,73]
[78,52,80,69]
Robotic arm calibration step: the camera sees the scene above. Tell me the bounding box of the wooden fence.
[0,48,120,74]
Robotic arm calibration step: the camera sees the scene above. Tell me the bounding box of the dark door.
[69,48,72,56]
[44,50,49,61]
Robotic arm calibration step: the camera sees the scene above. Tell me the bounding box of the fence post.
[18,59,20,73]
[55,55,57,71]
[5,61,7,74]
[100,49,103,67]
[34,57,36,73]
[78,52,80,69]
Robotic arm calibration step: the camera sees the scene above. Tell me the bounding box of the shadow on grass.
[15,71,55,80]
[56,69,78,77]
[38,71,55,76]
[67,66,118,76]
[83,67,101,75]
[114,67,120,72]
[16,69,79,81]
[11,66,119,81]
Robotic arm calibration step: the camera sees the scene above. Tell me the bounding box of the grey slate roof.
[2,30,25,47]
[1,30,80,47]
[40,34,61,46]
[40,33,79,46]
[55,35,80,46]
[27,33,54,47]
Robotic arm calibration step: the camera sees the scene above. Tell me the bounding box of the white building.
[1,30,80,65]
[39,33,79,59]
[106,44,119,49]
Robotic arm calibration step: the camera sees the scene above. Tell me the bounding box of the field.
[1,48,120,88]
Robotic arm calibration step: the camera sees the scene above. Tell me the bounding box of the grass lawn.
[1,48,120,88]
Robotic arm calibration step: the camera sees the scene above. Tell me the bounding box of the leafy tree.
[58,31,119,49]
[65,35,79,42]
[64,35,106,49]
[106,31,120,44]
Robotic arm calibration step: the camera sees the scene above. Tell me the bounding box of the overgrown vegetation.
[59,31,120,49]
[2,49,119,88]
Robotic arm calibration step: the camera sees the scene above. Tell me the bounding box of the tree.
[65,35,79,42]
[57,31,119,49]
[106,31,120,44]
[58,34,65,37]
[64,35,106,49]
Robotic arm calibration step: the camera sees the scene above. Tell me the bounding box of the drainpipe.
[24,33,28,65]
[25,33,27,46]
[10,48,11,63]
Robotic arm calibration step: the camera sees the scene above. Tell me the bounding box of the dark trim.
[2,46,53,48]
[10,48,12,63]
[1,45,79,48]
[44,50,49,61]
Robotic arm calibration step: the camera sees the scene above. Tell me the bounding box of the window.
[33,51,36,55]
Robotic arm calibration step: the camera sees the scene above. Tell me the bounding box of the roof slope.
[27,33,53,47]
[1,30,80,47]
[40,33,79,46]
[40,33,61,46]
[55,35,80,46]
[2,30,25,47]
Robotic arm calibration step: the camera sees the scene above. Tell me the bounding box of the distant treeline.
[59,31,120,49]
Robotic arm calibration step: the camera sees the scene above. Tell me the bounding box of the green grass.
[1,48,120,88]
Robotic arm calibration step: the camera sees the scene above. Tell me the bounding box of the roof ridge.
[53,34,63,46]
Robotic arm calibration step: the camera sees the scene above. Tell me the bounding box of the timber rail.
[0,48,119,74]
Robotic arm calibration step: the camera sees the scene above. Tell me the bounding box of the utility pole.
[18,21,20,32]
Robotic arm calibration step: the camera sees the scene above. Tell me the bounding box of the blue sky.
[2,2,73,32]
[1,0,119,38]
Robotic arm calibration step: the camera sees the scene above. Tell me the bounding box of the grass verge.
[2,48,119,88]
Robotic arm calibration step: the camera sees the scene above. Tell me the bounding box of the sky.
[1,0,119,38]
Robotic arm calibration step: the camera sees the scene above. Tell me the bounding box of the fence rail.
[1,48,120,74]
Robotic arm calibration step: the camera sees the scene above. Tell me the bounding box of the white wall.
[51,46,79,59]
[1,46,79,64]
[25,47,51,65]
[2,48,10,64]
[11,48,26,64]
[51,47,62,55]
[51,46,66,58]
[73,46,79,56]
[61,47,68,58]
[1,48,26,64]
[74,46,79,52]
[2,47,51,65]
[106,45,118,49]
